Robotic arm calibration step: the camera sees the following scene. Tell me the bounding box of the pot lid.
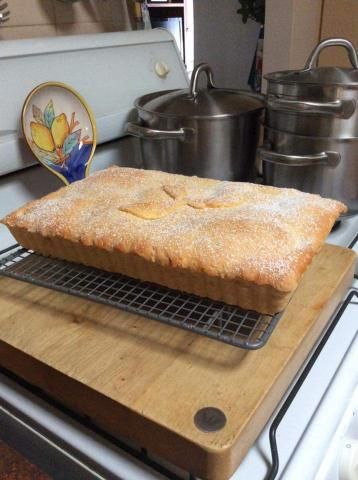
[265,67,358,86]
[137,88,264,118]
[136,63,264,118]
[265,38,358,87]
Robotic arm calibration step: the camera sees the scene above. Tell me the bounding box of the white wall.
[193,0,261,89]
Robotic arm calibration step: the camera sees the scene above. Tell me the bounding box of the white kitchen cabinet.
[146,0,194,74]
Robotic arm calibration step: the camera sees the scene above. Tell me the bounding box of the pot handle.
[258,148,341,168]
[305,37,358,69]
[125,122,187,141]
[189,63,216,97]
[267,95,356,119]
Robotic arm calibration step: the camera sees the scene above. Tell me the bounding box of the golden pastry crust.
[2,166,346,312]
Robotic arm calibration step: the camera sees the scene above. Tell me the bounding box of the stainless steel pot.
[259,127,358,215]
[265,38,358,137]
[125,63,264,181]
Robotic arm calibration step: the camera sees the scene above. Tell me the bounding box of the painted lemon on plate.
[30,122,55,152]
[51,113,70,148]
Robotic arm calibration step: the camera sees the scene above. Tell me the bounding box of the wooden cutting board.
[0,244,355,480]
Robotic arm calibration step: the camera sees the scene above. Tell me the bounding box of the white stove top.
[0,154,356,479]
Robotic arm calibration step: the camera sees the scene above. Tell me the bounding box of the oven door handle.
[258,148,341,168]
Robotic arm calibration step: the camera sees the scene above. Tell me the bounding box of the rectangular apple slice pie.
[1,166,346,314]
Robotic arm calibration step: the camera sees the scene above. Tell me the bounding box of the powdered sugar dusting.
[3,166,346,291]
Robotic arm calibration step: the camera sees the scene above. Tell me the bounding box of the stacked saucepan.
[259,38,358,215]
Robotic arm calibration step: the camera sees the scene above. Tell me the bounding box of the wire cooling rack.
[0,245,282,350]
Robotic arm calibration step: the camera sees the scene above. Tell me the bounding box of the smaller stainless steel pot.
[259,127,358,215]
[125,63,264,181]
[265,38,358,138]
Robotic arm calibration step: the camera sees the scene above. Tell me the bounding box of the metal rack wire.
[0,244,282,350]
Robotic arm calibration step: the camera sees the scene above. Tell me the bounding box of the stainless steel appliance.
[260,38,358,213]
[126,63,264,181]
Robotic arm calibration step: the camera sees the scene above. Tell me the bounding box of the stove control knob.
[154,61,170,78]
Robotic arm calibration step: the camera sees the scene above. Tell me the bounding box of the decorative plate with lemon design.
[22,82,97,185]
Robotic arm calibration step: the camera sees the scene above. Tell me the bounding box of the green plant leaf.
[62,129,81,156]
[44,100,55,129]
[32,104,44,124]
[237,0,265,24]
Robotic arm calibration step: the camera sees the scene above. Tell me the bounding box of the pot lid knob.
[305,37,358,70]
[189,63,216,98]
